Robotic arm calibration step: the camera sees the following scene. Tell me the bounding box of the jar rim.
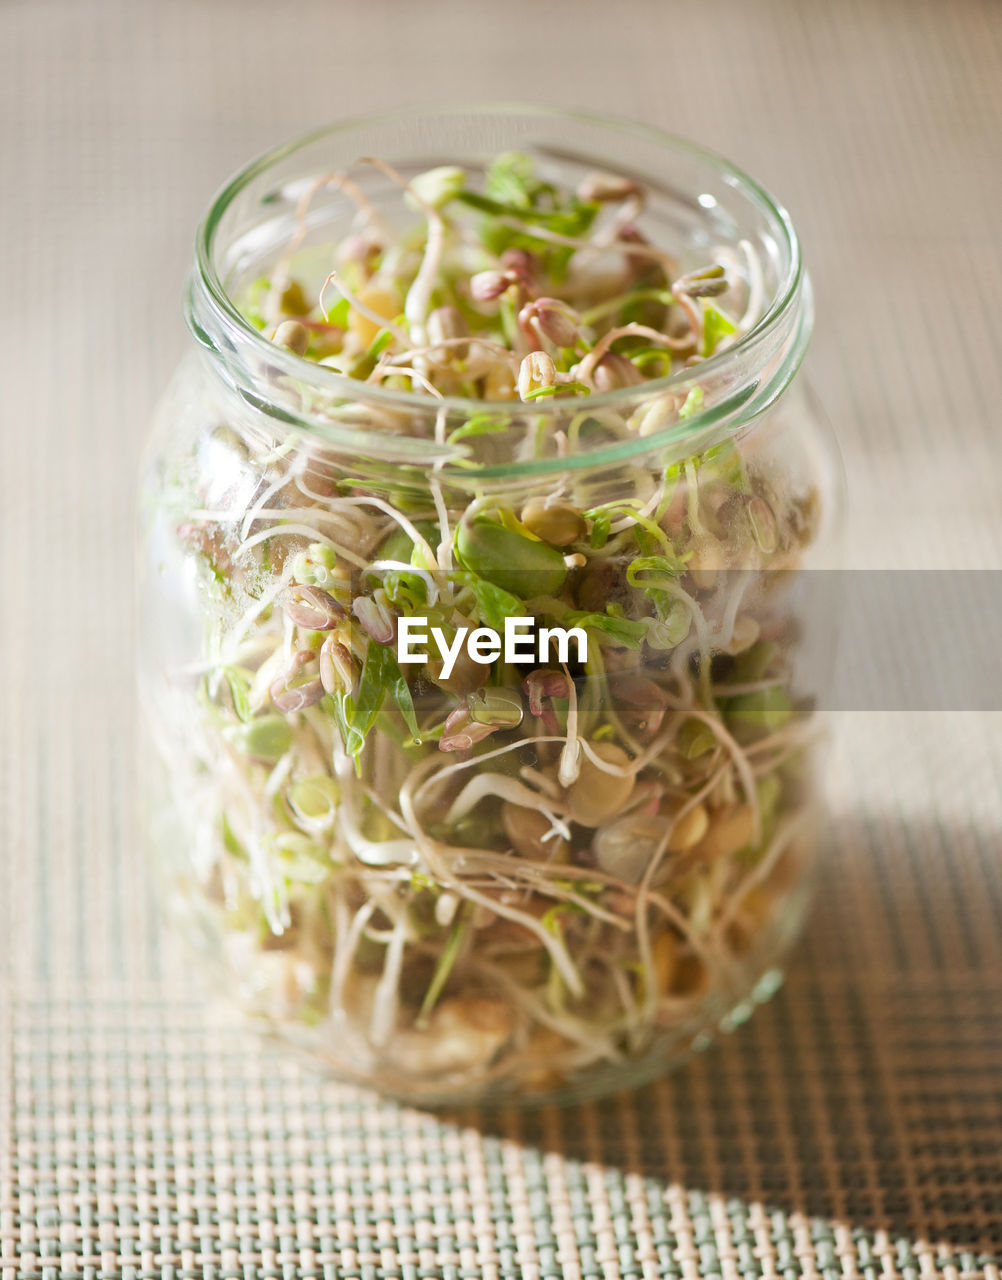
[193,104,804,425]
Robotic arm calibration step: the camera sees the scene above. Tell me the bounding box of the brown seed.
[270,650,324,713]
[592,812,670,882]
[520,497,585,547]
[670,953,708,997]
[698,805,755,859]
[319,636,357,694]
[271,678,324,713]
[651,932,677,995]
[688,537,725,591]
[610,673,667,740]
[273,320,310,357]
[593,352,645,392]
[522,668,570,717]
[282,584,345,631]
[567,741,635,827]
[352,595,397,645]
[279,280,311,316]
[439,705,496,753]
[665,803,709,852]
[502,803,568,862]
[470,269,515,303]
[576,562,617,613]
[348,283,400,347]
[524,298,580,349]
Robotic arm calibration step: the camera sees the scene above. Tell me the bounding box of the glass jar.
[138,107,845,1106]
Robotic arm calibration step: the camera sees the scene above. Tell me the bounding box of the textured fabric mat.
[2,1,1001,1276]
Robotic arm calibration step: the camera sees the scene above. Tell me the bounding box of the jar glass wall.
[138,107,845,1106]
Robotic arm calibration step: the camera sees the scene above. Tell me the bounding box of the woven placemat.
[2,0,1001,1275]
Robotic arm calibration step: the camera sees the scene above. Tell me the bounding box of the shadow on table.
[443,813,1002,1262]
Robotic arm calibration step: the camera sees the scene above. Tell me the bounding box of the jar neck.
[184,108,811,479]
[187,269,811,481]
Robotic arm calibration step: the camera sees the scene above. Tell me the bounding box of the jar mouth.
[191,104,806,469]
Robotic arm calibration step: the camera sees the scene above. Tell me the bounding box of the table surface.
[2,1,1002,1276]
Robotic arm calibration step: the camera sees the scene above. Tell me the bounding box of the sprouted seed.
[163,149,823,1102]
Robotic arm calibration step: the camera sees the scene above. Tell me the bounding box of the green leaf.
[626,553,688,588]
[223,666,253,723]
[242,277,271,330]
[563,610,648,649]
[377,520,437,564]
[523,380,590,400]
[379,569,428,611]
[703,439,751,494]
[366,327,395,361]
[221,812,247,860]
[456,570,524,632]
[629,347,673,376]
[733,641,780,684]
[678,718,717,759]
[343,644,390,759]
[265,832,332,884]
[589,510,611,549]
[643,605,691,648]
[417,914,469,1024]
[460,190,599,281]
[700,301,738,357]
[407,166,466,209]
[447,412,509,445]
[382,647,421,742]
[484,151,540,209]
[323,294,351,328]
[225,715,292,762]
[678,386,704,420]
[727,687,794,734]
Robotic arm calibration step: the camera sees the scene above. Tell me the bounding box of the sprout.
[283,585,346,631]
[270,649,324,713]
[426,305,469,361]
[225,715,292,763]
[352,595,397,645]
[187,145,819,1100]
[593,352,645,392]
[577,171,641,202]
[291,543,339,588]
[519,497,585,548]
[405,165,466,210]
[439,704,497,752]
[272,320,310,356]
[319,635,357,694]
[471,269,517,303]
[593,813,670,882]
[518,298,581,349]
[566,741,636,826]
[517,351,557,401]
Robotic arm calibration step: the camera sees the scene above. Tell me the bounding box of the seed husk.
[283,584,346,631]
